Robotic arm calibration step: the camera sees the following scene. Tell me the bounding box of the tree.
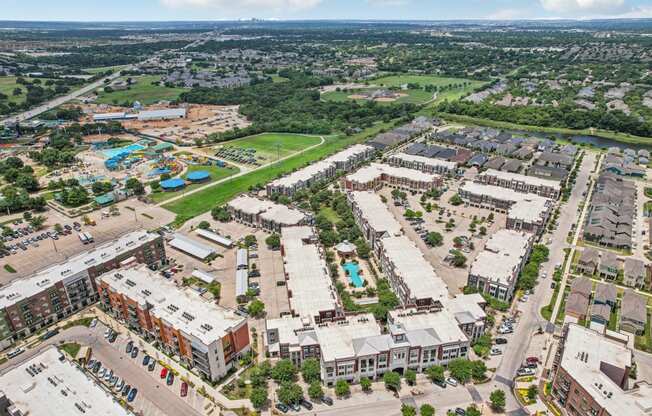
[471,360,487,381]
[448,359,473,384]
[301,358,321,383]
[401,404,416,416]
[527,384,538,401]
[54,223,64,233]
[426,231,443,247]
[465,405,481,416]
[277,382,302,405]
[404,369,416,386]
[197,221,210,230]
[383,371,401,392]
[490,389,506,411]
[335,379,350,397]
[23,211,32,221]
[450,250,467,268]
[308,381,323,400]
[420,404,435,416]
[449,194,463,206]
[426,365,445,383]
[360,376,372,392]
[479,226,487,235]
[248,299,265,318]
[472,334,492,358]
[271,359,296,383]
[211,205,231,222]
[265,233,281,250]
[487,212,494,222]
[244,234,257,247]
[29,215,46,230]
[250,386,268,409]
[125,177,145,195]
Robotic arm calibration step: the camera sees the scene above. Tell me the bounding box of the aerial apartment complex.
[459,181,554,236]
[0,231,164,349]
[227,194,308,232]
[347,191,403,255]
[476,169,561,199]
[467,229,534,301]
[0,347,133,416]
[551,324,652,416]
[98,265,250,382]
[387,152,457,175]
[266,144,374,196]
[341,163,442,193]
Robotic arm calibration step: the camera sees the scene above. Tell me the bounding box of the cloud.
[486,8,526,20]
[539,0,626,14]
[161,0,322,11]
[616,5,652,17]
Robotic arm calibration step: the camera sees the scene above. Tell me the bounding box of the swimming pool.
[343,262,363,288]
[101,143,146,159]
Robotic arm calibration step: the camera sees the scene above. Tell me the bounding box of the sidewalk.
[93,307,255,412]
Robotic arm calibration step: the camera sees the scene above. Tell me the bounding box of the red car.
[180,382,188,397]
[160,367,168,379]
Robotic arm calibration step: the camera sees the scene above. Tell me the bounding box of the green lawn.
[270,74,289,83]
[60,342,81,358]
[635,312,652,353]
[94,75,188,106]
[319,206,342,224]
[149,164,240,203]
[213,133,323,165]
[0,76,50,105]
[163,122,394,223]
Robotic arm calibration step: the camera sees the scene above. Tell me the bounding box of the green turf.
[149,164,239,203]
[94,75,188,106]
[214,133,323,164]
[163,122,394,222]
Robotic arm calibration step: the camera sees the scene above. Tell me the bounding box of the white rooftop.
[346,162,439,184]
[270,160,334,189]
[323,144,373,163]
[391,152,457,170]
[389,309,468,345]
[0,347,132,416]
[470,229,532,286]
[481,168,561,190]
[169,233,216,260]
[0,231,159,310]
[314,313,381,362]
[137,108,186,120]
[460,181,552,223]
[195,228,233,247]
[380,235,449,303]
[349,191,402,237]
[281,226,339,319]
[228,195,275,215]
[98,265,245,345]
[561,324,652,416]
[260,204,307,226]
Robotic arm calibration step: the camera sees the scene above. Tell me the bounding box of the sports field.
[95,75,188,106]
[149,164,239,203]
[321,74,485,106]
[213,133,323,165]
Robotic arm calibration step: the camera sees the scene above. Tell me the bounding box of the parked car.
[142,355,150,366]
[126,341,133,354]
[300,399,313,410]
[433,379,447,388]
[90,318,97,328]
[116,379,125,391]
[122,385,131,397]
[160,368,168,379]
[127,388,138,402]
[490,347,503,356]
[275,403,289,413]
[321,396,333,406]
[167,372,174,386]
[517,367,536,377]
[495,338,508,345]
[148,361,156,372]
[288,402,301,412]
[98,368,106,378]
[455,408,466,416]
[130,347,138,358]
[446,377,458,387]
[181,382,188,397]
[109,332,118,343]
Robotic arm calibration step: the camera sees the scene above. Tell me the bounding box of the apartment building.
[551,324,652,416]
[227,194,308,232]
[281,226,342,323]
[476,169,561,199]
[341,163,442,193]
[0,347,133,416]
[266,144,374,196]
[467,229,533,301]
[0,231,164,349]
[459,181,553,236]
[387,152,457,175]
[98,265,250,382]
[347,191,403,255]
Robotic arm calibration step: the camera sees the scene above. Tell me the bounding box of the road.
[0,323,201,416]
[0,68,129,125]
[488,151,597,401]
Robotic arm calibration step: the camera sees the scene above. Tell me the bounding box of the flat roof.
[314,313,381,362]
[349,191,402,237]
[0,347,132,416]
[460,181,552,222]
[389,309,468,345]
[281,226,339,319]
[480,168,561,189]
[169,233,215,260]
[0,231,159,310]
[390,152,457,170]
[260,204,307,226]
[195,228,233,247]
[192,269,215,284]
[345,162,439,184]
[269,160,333,188]
[470,229,532,285]
[235,269,248,297]
[228,195,274,215]
[560,324,652,416]
[137,108,186,120]
[380,235,449,303]
[323,144,373,163]
[98,265,245,345]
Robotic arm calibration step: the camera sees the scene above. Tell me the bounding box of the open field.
[149,164,240,203]
[0,76,50,105]
[212,133,323,165]
[438,113,652,146]
[163,122,394,222]
[94,75,188,106]
[83,65,128,75]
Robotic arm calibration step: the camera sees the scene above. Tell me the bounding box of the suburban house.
[598,251,620,281]
[594,283,617,308]
[624,258,647,289]
[620,290,647,335]
[565,277,593,321]
[576,248,599,276]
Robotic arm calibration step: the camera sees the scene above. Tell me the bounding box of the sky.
[4,0,652,21]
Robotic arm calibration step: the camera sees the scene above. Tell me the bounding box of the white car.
[520,295,529,302]
[446,377,458,387]
[490,348,503,356]
[498,326,513,334]
[517,367,536,377]
[90,318,98,328]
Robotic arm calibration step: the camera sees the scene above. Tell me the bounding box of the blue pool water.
[343,262,363,288]
[101,143,146,159]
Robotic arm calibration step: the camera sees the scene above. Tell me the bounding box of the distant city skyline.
[5,0,652,22]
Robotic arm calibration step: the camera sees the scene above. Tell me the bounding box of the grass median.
[163,122,393,224]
